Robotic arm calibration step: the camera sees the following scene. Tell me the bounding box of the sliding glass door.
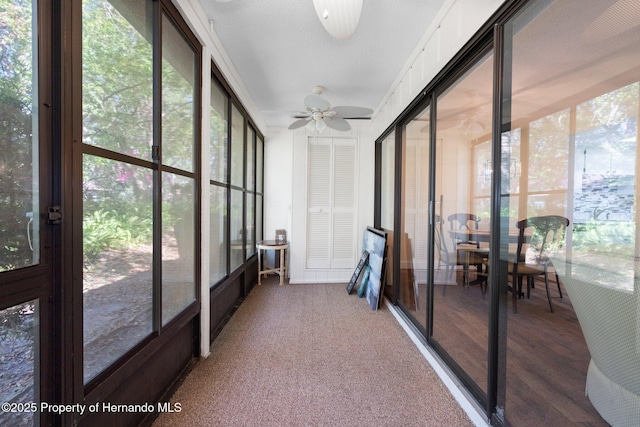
[0,1,54,425]
[500,0,639,425]
[431,51,494,397]
[399,105,431,331]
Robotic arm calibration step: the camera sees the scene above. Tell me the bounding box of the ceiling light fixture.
[306,110,328,133]
[312,0,363,39]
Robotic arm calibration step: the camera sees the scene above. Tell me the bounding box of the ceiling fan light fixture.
[306,117,327,133]
[316,118,327,132]
[289,86,371,132]
[460,117,485,135]
[312,0,363,39]
[305,120,315,132]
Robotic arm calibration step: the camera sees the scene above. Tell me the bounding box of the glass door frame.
[0,0,57,424]
[373,24,505,422]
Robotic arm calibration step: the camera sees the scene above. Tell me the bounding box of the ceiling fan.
[288,86,373,132]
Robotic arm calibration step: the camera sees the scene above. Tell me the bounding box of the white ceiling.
[199,0,446,129]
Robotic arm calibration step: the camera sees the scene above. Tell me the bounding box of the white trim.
[385,299,490,427]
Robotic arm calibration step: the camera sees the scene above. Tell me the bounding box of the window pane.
[0,0,39,271]
[162,13,196,172]
[400,105,430,331]
[82,155,153,383]
[380,133,395,297]
[246,193,255,258]
[256,194,263,244]
[230,189,243,271]
[0,301,39,426]
[210,80,228,183]
[381,134,395,230]
[256,135,264,193]
[162,173,196,324]
[230,105,244,187]
[502,1,639,425]
[82,0,153,160]
[210,184,227,285]
[527,109,570,193]
[246,126,255,191]
[433,52,493,394]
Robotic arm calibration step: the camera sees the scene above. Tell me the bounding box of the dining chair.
[508,215,570,313]
[448,213,482,248]
[447,213,487,282]
[435,215,486,288]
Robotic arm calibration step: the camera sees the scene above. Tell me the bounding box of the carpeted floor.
[153,276,474,427]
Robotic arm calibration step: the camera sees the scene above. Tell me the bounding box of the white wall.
[371,0,504,136]
[265,123,375,283]
[263,128,294,242]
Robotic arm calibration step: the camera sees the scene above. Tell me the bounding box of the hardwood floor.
[400,270,608,426]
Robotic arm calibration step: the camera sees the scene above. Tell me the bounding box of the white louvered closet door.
[306,137,357,269]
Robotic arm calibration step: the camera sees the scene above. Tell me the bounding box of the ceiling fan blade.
[304,94,330,111]
[288,118,310,129]
[329,106,373,118]
[325,117,351,131]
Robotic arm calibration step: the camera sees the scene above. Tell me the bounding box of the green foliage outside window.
[0,0,35,272]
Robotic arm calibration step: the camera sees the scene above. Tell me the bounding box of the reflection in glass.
[162,173,196,325]
[230,189,244,271]
[82,155,153,382]
[573,83,638,282]
[502,0,639,425]
[246,193,255,258]
[256,195,263,245]
[432,52,493,394]
[0,301,39,426]
[256,135,264,193]
[1,0,39,272]
[82,0,152,160]
[210,80,228,183]
[210,184,227,286]
[162,12,196,172]
[380,134,395,297]
[246,126,255,191]
[231,105,244,187]
[400,106,430,331]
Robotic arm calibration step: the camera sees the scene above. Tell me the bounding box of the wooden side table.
[257,240,290,286]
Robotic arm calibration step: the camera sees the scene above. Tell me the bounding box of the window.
[160,11,198,325]
[81,0,155,383]
[0,0,39,273]
[81,0,200,382]
[399,105,431,330]
[379,133,395,298]
[209,80,228,285]
[1,3,53,422]
[256,135,264,244]
[501,1,640,424]
[432,51,493,395]
[245,125,256,258]
[230,104,244,188]
[0,301,39,426]
[209,71,263,283]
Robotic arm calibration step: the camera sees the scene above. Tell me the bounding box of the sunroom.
[1,0,638,426]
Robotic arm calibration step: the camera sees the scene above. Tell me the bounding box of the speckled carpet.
[153,277,473,427]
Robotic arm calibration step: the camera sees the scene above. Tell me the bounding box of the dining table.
[447,228,530,288]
